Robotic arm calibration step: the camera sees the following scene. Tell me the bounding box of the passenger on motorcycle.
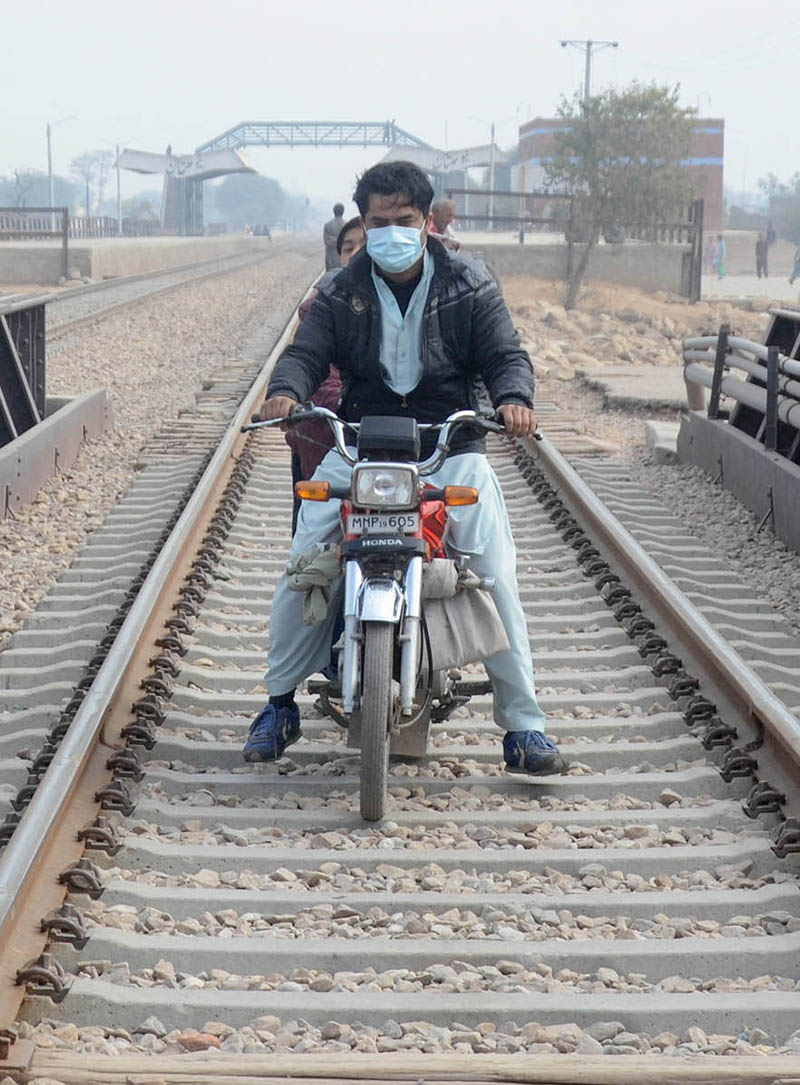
[244,160,567,777]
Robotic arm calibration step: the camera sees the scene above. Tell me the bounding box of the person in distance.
[428,197,461,250]
[323,202,346,269]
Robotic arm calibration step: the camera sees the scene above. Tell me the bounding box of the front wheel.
[359,621,394,821]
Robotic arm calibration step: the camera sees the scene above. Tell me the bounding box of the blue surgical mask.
[366,224,425,273]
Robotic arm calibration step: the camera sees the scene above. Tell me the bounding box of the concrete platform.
[0,234,286,286]
[703,272,800,304]
[575,364,688,409]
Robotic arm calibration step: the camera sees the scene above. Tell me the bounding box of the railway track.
[1,289,800,1082]
[44,239,300,340]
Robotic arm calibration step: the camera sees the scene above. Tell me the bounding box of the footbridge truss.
[195,120,431,154]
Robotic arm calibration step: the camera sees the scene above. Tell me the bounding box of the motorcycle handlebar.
[241,407,542,459]
[243,406,330,431]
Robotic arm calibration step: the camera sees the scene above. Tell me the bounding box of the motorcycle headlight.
[352,464,418,509]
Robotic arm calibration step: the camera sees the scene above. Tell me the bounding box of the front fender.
[357,578,404,622]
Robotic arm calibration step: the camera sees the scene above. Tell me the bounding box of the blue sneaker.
[503,730,568,776]
[243,703,301,763]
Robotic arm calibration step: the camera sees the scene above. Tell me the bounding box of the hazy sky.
[3,0,798,214]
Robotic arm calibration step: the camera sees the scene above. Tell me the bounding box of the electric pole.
[488,122,495,228]
[560,39,619,100]
[116,144,122,236]
[47,123,54,210]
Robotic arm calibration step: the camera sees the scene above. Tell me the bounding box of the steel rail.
[0,294,303,1022]
[48,246,295,337]
[531,432,800,770]
[0,241,291,320]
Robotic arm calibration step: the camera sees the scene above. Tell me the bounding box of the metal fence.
[444,187,574,238]
[0,207,162,281]
[444,189,704,302]
[0,207,68,241]
[0,208,160,242]
[69,216,159,239]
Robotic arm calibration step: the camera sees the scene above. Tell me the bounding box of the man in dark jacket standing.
[244,161,566,777]
[323,203,345,269]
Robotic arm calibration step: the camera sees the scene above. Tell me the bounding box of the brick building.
[514,116,724,231]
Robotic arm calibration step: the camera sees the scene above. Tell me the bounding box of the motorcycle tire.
[359,620,393,821]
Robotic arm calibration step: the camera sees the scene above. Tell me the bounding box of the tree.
[70,149,114,216]
[71,152,98,216]
[758,173,800,242]
[94,150,114,209]
[122,193,160,221]
[544,82,697,308]
[12,170,35,206]
[0,171,77,210]
[212,173,288,228]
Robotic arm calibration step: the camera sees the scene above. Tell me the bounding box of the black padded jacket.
[267,237,534,457]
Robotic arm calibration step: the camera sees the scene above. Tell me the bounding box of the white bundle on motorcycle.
[421,558,509,670]
[285,544,341,626]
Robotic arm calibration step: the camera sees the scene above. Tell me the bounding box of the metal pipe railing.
[683,325,800,441]
[684,334,800,382]
[684,362,800,430]
[684,350,800,402]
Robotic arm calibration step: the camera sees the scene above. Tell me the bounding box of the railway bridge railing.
[681,307,800,552]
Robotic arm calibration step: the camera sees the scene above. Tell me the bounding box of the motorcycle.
[243,407,508,820]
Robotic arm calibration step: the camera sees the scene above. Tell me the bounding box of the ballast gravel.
[106,857,784,895]
[141,779,713,813]
[625,453,800,637]
[122,817,755,853]
[83,897,800,942]
[0,246,318,649]
[18,1013,800,1058]
[72,959,800,998]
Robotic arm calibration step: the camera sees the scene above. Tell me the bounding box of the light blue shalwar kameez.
[266,252,546,732]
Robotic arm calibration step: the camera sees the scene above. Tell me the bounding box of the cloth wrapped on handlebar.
[285,544,341,626]
[422,558,509,669]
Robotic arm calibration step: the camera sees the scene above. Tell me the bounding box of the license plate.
[347,511,420,535]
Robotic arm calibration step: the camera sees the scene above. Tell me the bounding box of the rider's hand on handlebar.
[497,403,537,438]
[259,395,298,427]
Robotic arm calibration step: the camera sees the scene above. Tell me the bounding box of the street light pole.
[584,42,593,103]
[45,115,76,229]
[470,113,516,233]
[488,122,495,229]
[47,123,54,209]
[116,144,122,236]
[560,38,619,100]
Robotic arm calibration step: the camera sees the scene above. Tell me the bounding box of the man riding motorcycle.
[244,160,567,777]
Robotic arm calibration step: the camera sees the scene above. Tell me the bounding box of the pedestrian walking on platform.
[704,235,717,275]
[790,243,800,285]
[712,234,726,279]
[755,233,768,279]
[323,203,346,269]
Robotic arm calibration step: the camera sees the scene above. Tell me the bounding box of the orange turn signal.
[295,481,331,502]
[443,486,478,507]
